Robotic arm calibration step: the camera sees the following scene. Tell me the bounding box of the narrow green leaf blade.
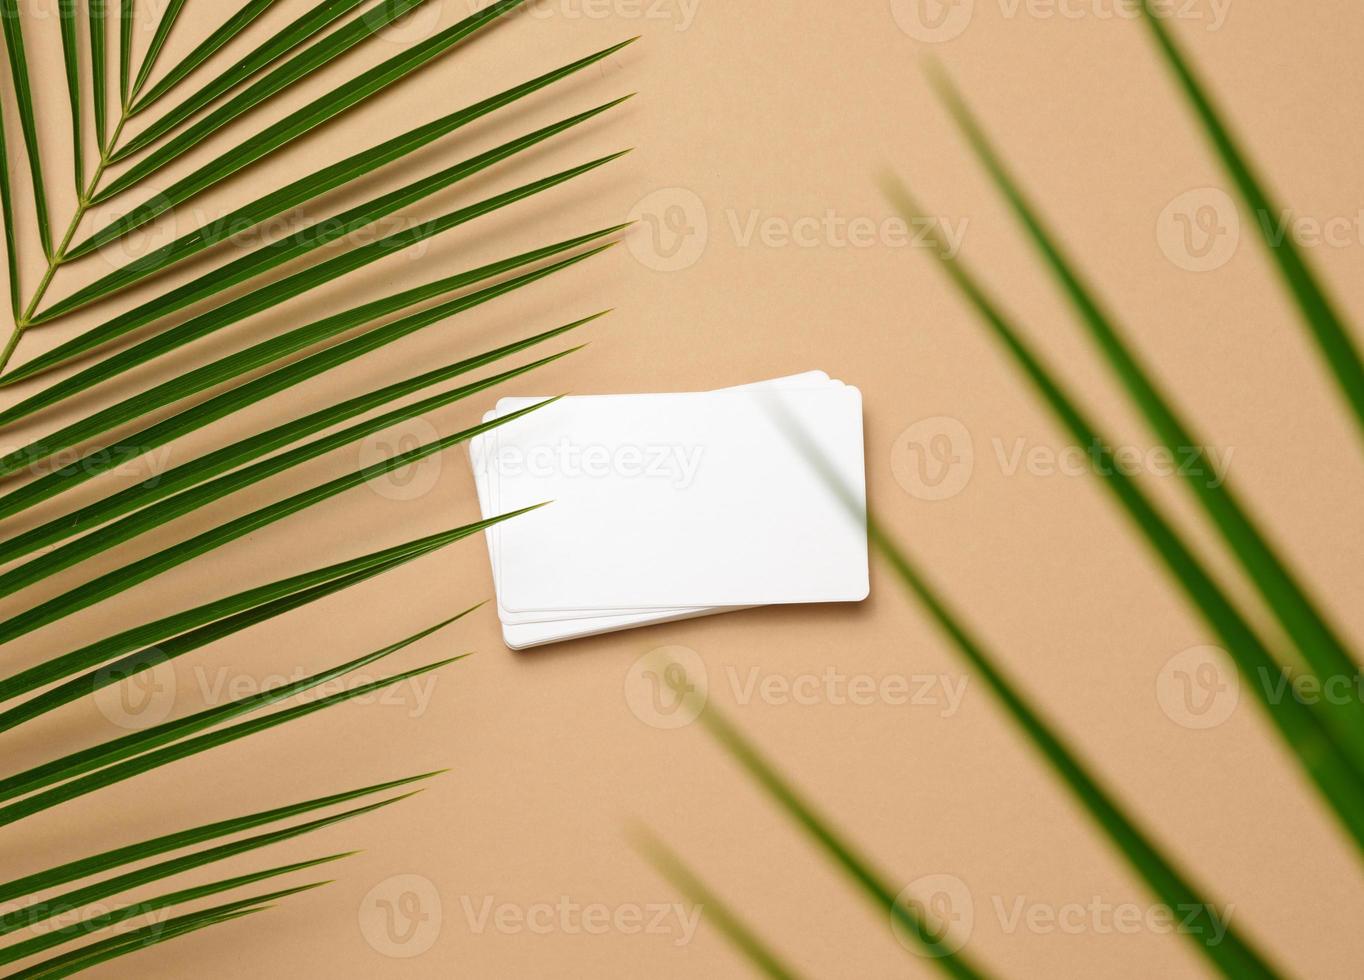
[57,0,83,192]
[886,178,1364,856]
[0,313,598,563]
[128,0,189,99]
[0,0,53,257]
[0,515,521,702]
[689,695,992,978]
[633,828,809,980]
[0,107,21,319]
[128,0,282,116]
[0,857,343,965]
[0,235,616,515]
[89,0,108,148]
[0,658,456,825]
[0,408,551,645]
[4,904,271,980]
[928,64,1364,776]
[36,99,624,381]
[0,772,440,904]
[127,0,369,123]
[1138,1,1364,436]
[1,788,407,925]
[88,0,528,224]
[1,149,624,414]
[42,40,634,312]
[118,0,132,105]
[0,619,462,802]
[111,0,434,169]
[0,350,578,600]
[862,514,1283,978]
[0,582,474,733]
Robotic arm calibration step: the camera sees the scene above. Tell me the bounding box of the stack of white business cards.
[468,371,868,649]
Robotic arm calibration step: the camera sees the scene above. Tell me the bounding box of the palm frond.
[0,406,551,646]
[0,153,623,420]
[926,63,1364,776]
[0,619,462,803]
[112,0,437,172]
[1137,2,1364,435]
[0,242,613,517]
[0,790,412,932]
[885,177,1364,854]
[128,0,282,116]
[56,0,83,192]
[694,697,993,979]
[36,40,633,322]
[128,0,369,122]
[0,514,527,709]
[0,317,596,564]
[0,857,344,966]
[129,0,190,100]
[0,0,52,257]
[91,0,527,215]
[633,827,810,980]
[0,772,441,903]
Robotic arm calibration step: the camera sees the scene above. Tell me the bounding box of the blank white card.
[490,385,868,611]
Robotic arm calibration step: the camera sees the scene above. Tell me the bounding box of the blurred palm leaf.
[652,10,1358,980]
[0,0,630,972]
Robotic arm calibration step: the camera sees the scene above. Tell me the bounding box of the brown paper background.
[3,0,1363,976]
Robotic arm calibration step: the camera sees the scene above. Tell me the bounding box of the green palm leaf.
[0,409,553,646]
[3,903,271,980]
[886,178,1364,854]
[7,103,624,394]
[0,772,441,903]
[0,242,613,516]
[0,352,575,598]
[0,152,623,419]
[0,316,596,564]
[89,0,108,148]
[56,0,83,191]
[129,0,190,100]
[111,0,437,169]
[127,0,369,124]
[0,654,458,826]
[0,108,19,320]
[694,696,993,978]
[0,0,52,257]
[0,790,415,930]
[861,514,1282,978]
[0,857,343,966]
[87,0,527,220]
[927,64,1364,776]
[35,41,632,322]
[0,618,463,803]
[1137,1,1364,436]
[128,0,282,116]
[0,513,529,705]
[118,0,133,104]
[634,828,809,980]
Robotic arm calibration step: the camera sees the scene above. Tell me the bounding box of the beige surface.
[3,0,1364,976]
